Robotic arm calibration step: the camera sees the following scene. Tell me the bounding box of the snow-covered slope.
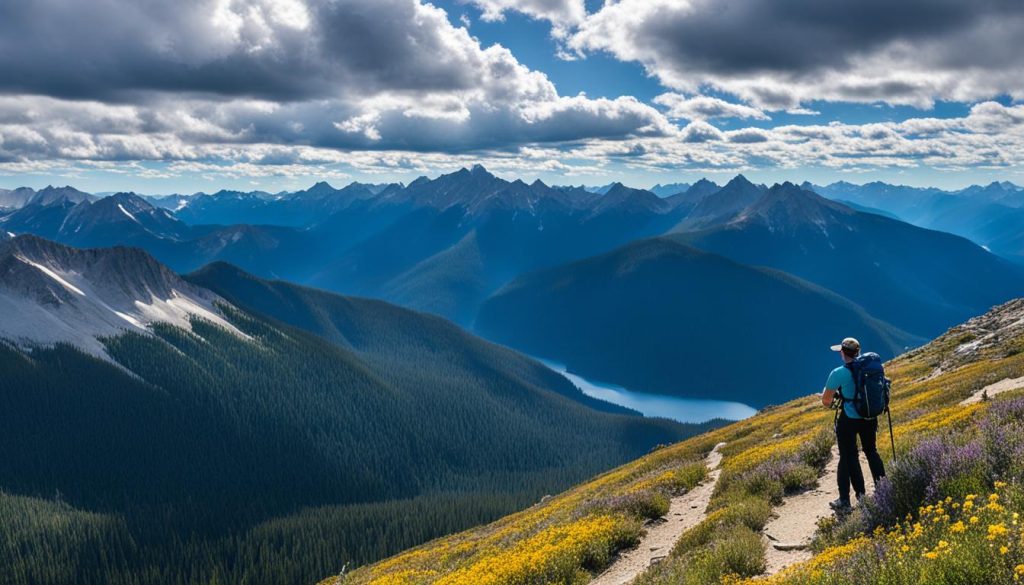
[0,235,245,357]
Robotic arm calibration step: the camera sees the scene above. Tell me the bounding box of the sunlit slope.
[327,298,1024,585]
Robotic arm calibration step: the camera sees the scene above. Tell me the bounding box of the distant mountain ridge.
[671,182,1024,337]
[674,174,765,229]
[811,180,1024,260]
[3,170,1022,338]
[649,182,693,198]
[477,236,918,406]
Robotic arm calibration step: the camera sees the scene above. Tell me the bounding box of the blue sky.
[1,0,1023,194]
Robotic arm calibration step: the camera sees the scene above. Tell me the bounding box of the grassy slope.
[328,298,1024,585]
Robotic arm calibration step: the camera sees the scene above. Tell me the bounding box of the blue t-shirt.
[826,365,861,419]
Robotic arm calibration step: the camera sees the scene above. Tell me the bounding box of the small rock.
[650,546,661,551]
[650,556,668,566]
[773,542,809,551]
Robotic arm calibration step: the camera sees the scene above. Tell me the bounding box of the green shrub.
[810,509,867,553]
[589,491,670,522]
[687,525,766,582]
[797,428,835,471]
[781,464,819,493]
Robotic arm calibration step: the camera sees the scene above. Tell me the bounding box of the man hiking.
[821,337,887,512]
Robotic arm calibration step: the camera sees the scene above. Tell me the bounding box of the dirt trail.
[590,443,726,585]
[961,375,1024,405]
[761,445,876,575]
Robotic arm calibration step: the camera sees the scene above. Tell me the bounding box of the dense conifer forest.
[0,294,711,584]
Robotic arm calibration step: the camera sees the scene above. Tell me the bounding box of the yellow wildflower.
[988,523,1009,541]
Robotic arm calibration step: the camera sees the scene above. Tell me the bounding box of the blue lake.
[539,359,758,424]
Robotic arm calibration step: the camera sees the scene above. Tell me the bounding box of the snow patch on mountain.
[17,255,86,296]
[0,236,248,359]
[117,203,140,223]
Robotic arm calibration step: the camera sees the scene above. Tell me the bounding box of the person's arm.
[821,368,840,408]
[821,387,838,408]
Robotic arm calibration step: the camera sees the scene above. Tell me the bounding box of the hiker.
[820,337,887,511]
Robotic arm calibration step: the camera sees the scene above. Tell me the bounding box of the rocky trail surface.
[761,445,876,575]
[590,443,726,585]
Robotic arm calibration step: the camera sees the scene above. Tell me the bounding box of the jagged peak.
[28,185,93,206]
[724,174,754,188]
[741,182,851,223]
[306,180,336,192]
[108,191,148,203]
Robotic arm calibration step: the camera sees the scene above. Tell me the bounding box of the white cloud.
[680,121,724,143]
[1,0,1023,185]
[0,0,672,157]
[654,94,769,121]
[461,0,586,37]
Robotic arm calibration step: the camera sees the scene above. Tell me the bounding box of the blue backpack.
[845,353,891,419]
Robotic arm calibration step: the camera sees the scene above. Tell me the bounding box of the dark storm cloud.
[571,0,1024,107]
[635,0,1023,75]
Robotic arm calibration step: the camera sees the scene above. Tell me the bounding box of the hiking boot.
[829,498,852,512]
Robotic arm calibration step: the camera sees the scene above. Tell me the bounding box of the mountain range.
[811,179,1024,261]
[670,179,1024,337]
[3,170,1024,406]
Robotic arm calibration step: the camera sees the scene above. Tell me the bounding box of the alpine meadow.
[3,1,1024,585]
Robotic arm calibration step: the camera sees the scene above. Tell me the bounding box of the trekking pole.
[886,407,896,463]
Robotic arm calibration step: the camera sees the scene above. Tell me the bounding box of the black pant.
[835,413,886,501]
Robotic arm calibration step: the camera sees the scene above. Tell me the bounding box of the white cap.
[830,337,861,354]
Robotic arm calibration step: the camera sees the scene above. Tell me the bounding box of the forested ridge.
[0,283,711,584]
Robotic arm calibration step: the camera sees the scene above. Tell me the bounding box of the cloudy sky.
[2,0,1024,193]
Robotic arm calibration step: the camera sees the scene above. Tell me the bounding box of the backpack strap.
[844,360,861,401]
